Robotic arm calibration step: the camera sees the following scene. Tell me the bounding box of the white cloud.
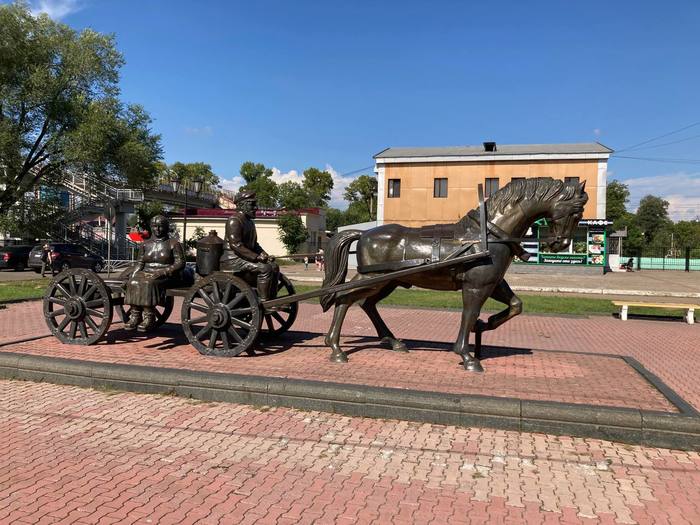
[220,176,243,192]
[593,128,601,137]
[184,126,213,136]
[31,0,82,19]
[623,172,700,221]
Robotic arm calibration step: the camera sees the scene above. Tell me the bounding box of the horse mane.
[457,177,583,229]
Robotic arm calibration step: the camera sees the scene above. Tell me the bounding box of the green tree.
[343,174,377,221]
[186,226,206,251]
[277,213,308,254]
[302,167,333,207]
[277,181,310,209]
[133,201,165,234]
[324,208,347,232]
[606,180,630,225]
[169,161,219,186]
[635,195,671,243]
[0,3,163,212]
[673,220,700,249]
[0,193,65,240]
[239,161,277,207]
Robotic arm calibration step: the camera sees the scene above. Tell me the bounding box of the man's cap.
[234,190,256,204]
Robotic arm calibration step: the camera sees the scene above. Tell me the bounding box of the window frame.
[387,178,401,198]
[485,177,500,197]
[433,178,448,198]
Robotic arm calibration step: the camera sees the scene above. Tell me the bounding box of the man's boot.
[138,307,155,332]
[125,307,142,329]
[257,274,276,301]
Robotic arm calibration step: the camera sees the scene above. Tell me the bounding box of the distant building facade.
[373,142,613,266]
[170,208,327,256]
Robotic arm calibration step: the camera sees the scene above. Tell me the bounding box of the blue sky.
[18,0,700,218]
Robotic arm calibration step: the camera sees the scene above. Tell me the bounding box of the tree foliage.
[277,213,308,254]
[277,181,309,210]
[0,3,163,212]
[635,195,671,243]
[343,174,377,221]
[606,180,630,225]
[0,192,65,240]
[169,161,219,185]
[239,161,277,207]
[302,167,333,207]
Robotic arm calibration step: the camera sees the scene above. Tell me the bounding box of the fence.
[621,246,700,271]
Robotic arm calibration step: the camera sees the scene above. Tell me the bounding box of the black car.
[0,245,34,271]
[29,243,105,273]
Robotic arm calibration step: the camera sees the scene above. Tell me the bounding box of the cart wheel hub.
[66,298,85,320]
[210,306,230,329]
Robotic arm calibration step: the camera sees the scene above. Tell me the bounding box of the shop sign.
[539,253,586,265]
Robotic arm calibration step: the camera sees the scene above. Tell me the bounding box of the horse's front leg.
[478,279,523,332]
[454,284,491,373]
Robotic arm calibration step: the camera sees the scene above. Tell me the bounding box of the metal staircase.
[53,173,145,260]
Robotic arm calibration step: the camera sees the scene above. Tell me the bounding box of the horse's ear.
[579,180,587,193]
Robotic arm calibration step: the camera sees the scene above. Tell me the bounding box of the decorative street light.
[171,175,205,244]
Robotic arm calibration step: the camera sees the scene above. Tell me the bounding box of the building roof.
[374,142,613,159]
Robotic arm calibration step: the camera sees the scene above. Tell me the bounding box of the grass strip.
[291,283,689,318]
[0,279,47,302]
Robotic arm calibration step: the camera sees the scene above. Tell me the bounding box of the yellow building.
[373,142,613,267]
[374,141,612,227]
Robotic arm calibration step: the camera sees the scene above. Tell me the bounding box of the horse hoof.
[463,359,484,373]
[330,351,348,363]
[381,337,409,353]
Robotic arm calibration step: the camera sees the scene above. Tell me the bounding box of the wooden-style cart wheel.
[116,296,174,329]
[43,269,113,345]
[181,274,262,357]
[261,273,298,336]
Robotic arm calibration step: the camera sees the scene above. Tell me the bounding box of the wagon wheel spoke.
[85,299,106,308]
[69,321,77,339]
[68,274,77,295]
[86,308,104,318]
[76,276,87,296]
[49,308,65,318]
[229,307,254,316]
[55,283,71,299]
[78,322,88,339]
[230,317,252,330]
[227,327,243,343]
[83,283,97,301]
[220,330,230,349]
[270,312,286,325]
[84,315,99,332]
[48,297,66,306]
[265,315,274,331]
[57,316,70,332]
[211,281,221,303]
[195,325,212,341]
[208,329,218,349]
[222,281,232,304]
[226,293,244,309]
[187,315,208,325]
[190,302,209,314]
[198,288,215,307]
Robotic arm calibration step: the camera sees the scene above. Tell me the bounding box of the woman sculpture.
[124,215,186,331]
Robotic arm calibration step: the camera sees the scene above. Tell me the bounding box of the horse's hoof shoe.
[464,360,484,373]
[330,352,348,363]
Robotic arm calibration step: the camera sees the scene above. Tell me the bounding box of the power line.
[613,155,700,164]
[619,132,700,152]
[339,165,374,177]
[616,120,700,153]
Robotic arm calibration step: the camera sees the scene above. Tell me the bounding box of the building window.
[485,178,499,197]
[565,177,580,185]
[433,178,448,198]
[387,179,401,198]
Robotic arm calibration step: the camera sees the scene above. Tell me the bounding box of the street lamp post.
[171,176,204,245]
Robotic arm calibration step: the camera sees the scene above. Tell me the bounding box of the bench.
[612,301,698,324]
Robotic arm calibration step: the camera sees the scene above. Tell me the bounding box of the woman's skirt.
[124,270,166,307]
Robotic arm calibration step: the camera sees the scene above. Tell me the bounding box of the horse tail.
[319,230,362,312]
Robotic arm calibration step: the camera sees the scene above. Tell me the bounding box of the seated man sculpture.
[220,190,279,300]
[124,215,186,331]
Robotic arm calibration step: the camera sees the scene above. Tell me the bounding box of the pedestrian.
[40,244,55,277]
[303,256,308,271]
[317,249,325,272]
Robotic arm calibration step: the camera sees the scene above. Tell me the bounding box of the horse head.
[483,177,588,252]
[544,180,588,252]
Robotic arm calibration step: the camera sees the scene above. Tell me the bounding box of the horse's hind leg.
[324,299,352,363]
[360,283,408,353]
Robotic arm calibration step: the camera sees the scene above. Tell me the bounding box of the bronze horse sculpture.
[320,177,588,372]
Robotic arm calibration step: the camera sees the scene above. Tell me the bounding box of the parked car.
[28,244,105,273]
[0,245,34,271]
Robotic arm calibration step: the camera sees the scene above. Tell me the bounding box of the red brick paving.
[0,301,691,412]
[2,380,700,524]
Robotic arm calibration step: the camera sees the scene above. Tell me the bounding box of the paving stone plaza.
[1,299,699,523]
